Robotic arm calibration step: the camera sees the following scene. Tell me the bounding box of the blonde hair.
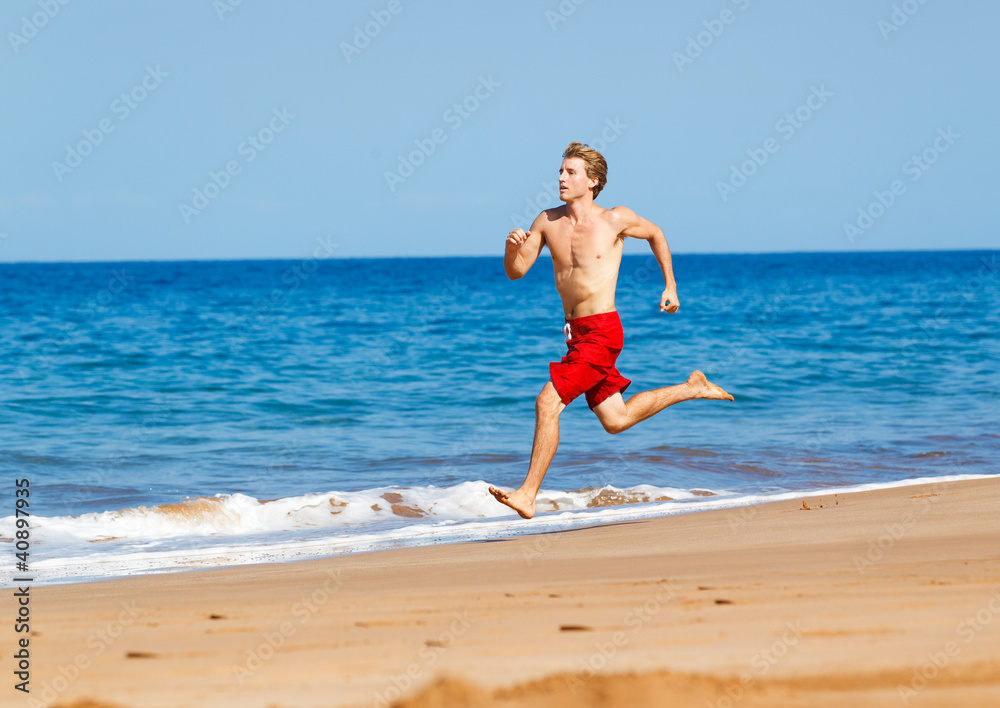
[562,141,608,199]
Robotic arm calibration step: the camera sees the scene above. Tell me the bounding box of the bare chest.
[545,220,623,268]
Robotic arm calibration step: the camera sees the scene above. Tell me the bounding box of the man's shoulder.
[543,204,631,220]
[604,205,637,221]
[531,205,566,230]
[603,206,639,235]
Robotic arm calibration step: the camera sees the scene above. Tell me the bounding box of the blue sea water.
[1,251,998,583]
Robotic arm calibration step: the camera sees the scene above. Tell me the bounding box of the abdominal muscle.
[554,262,621,320]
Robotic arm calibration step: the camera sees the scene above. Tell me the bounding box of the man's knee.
[536,383,563,416]
[594,395,628,434]
[599,416,626,435]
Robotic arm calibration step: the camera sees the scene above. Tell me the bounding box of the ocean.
[2,250,998,585]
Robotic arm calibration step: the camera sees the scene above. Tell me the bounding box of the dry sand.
[7,477,1000,707]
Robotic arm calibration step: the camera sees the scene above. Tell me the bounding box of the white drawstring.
[563,322,571,340]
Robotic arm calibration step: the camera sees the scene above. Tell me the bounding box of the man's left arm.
[612,207,679,313]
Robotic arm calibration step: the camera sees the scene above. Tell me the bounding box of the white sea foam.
[12,481,703,543]
[2,474,995,586]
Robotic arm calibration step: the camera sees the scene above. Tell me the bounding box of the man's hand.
[660,286,680,313]
[504,221,544,280]
[506,228,530,252]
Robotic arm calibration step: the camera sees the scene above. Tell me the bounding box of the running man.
[488,142,733,519]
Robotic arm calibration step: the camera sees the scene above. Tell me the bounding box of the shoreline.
[9,477,1000,707]
[15,472,999,588]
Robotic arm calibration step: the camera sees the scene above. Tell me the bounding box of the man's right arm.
[503,214,545,280]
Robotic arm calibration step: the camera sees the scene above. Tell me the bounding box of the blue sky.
[1,0,996,262]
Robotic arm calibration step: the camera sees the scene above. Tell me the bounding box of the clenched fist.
[660,286,680,313]
[506,229,530,252]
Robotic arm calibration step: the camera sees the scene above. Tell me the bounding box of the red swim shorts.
[549,310,632,409]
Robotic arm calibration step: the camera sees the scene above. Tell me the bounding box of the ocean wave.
[3,474,996,587]
[4,481,715,544]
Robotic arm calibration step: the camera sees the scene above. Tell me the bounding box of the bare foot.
[488,485,536,519]
[686,370,734,401]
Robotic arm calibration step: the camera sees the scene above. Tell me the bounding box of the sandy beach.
[9,477,1000,708]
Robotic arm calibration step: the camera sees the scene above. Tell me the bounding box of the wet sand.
[10,477,1000,707]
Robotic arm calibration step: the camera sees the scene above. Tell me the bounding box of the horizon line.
[0,247,995,267]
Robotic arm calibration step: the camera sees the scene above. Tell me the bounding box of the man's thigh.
[591,390,627,427]
[538,380,568,413]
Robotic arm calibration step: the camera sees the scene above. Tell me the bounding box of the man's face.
[559,157,597,202]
